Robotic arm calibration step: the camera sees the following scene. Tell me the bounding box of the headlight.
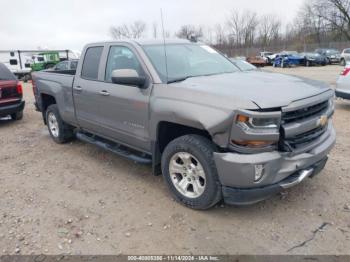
[236,114,280,131]
[231,112,281,149]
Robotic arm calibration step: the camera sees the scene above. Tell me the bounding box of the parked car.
[230,58,257,71]
[32,39,335,209]
[273,52,304,68]
[340,48,350,66]
[299,52,327,66]
[260,52,274,64]
[315,48,341,64]
[0,63,25,120]
[246,56,267,67]
[51,59,79,71]
[335,63,350,100]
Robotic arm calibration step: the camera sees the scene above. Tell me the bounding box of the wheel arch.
[151,121,212,176]
[40,93,57,124]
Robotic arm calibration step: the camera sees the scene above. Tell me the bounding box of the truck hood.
[170,71,331,109]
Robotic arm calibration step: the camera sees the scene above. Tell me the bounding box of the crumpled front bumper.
[213,124,336,205]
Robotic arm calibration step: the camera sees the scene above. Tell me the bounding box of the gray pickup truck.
[32,39,336,209]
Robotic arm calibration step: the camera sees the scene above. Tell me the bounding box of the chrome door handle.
[99,90,110,96]
[74,86,83,91]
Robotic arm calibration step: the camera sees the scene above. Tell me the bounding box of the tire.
[327,58,331,65]
[306,60,310,67]
[161,135,222,210]
[11,111,23,121]
[46,104,75,144]
[341,59,346,66]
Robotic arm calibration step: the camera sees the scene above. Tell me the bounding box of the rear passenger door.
[73,45,104,134]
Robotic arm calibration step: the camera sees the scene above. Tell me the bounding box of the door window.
[81,46,103,80]
[105,46,143,82]
[9,59,18,65]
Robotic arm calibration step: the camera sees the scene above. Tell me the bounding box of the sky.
[0,0,304,52]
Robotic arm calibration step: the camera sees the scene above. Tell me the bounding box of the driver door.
[92,44,152,152]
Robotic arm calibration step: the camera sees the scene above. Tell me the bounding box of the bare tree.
[242,11,258,47]
[258,15,282,48]
[176,25,203,40]
[310,0,350,40]
[110,20,147,39]
[226,10,242,46]
[110,24,131,39]
[226,10,258,47]
[214,24,227,45]
[130,20,147,38]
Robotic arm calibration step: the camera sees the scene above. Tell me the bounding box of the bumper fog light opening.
[254,164,265,182]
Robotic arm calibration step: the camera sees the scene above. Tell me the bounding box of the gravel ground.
[0,65,349,255]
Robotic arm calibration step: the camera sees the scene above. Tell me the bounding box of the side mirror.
[111,69,146,88]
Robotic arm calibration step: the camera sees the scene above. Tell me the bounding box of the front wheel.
[161,135,222,210]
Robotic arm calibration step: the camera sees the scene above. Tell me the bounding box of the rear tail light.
[16,82,23,95]
[341,68,350,76]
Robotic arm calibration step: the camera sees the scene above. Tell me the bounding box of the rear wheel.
[161,135,222,210]
[46,104,75,144]
[11,111,23,121]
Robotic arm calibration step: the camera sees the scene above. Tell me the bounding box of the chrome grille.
[284,126,327,149]
[280,100,330,151]
[282,100,328,124]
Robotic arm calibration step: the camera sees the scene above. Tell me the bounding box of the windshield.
[326,50,339,55]
[0,63,16,80]
[142,44,239,83]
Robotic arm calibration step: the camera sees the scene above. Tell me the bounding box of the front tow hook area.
[279,169,314,189]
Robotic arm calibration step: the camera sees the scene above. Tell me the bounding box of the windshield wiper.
[167,71,236,84]
[167,75,196,84]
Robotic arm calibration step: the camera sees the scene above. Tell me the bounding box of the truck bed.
[32,70,76,125]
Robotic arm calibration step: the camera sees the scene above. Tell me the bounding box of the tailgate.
[0,80,21,105]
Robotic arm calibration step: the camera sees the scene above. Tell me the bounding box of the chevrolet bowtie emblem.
[319,115,328,127]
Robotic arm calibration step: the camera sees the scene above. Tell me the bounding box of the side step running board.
[76,132,152,165]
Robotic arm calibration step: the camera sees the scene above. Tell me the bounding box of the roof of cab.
[85,38,193,47]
